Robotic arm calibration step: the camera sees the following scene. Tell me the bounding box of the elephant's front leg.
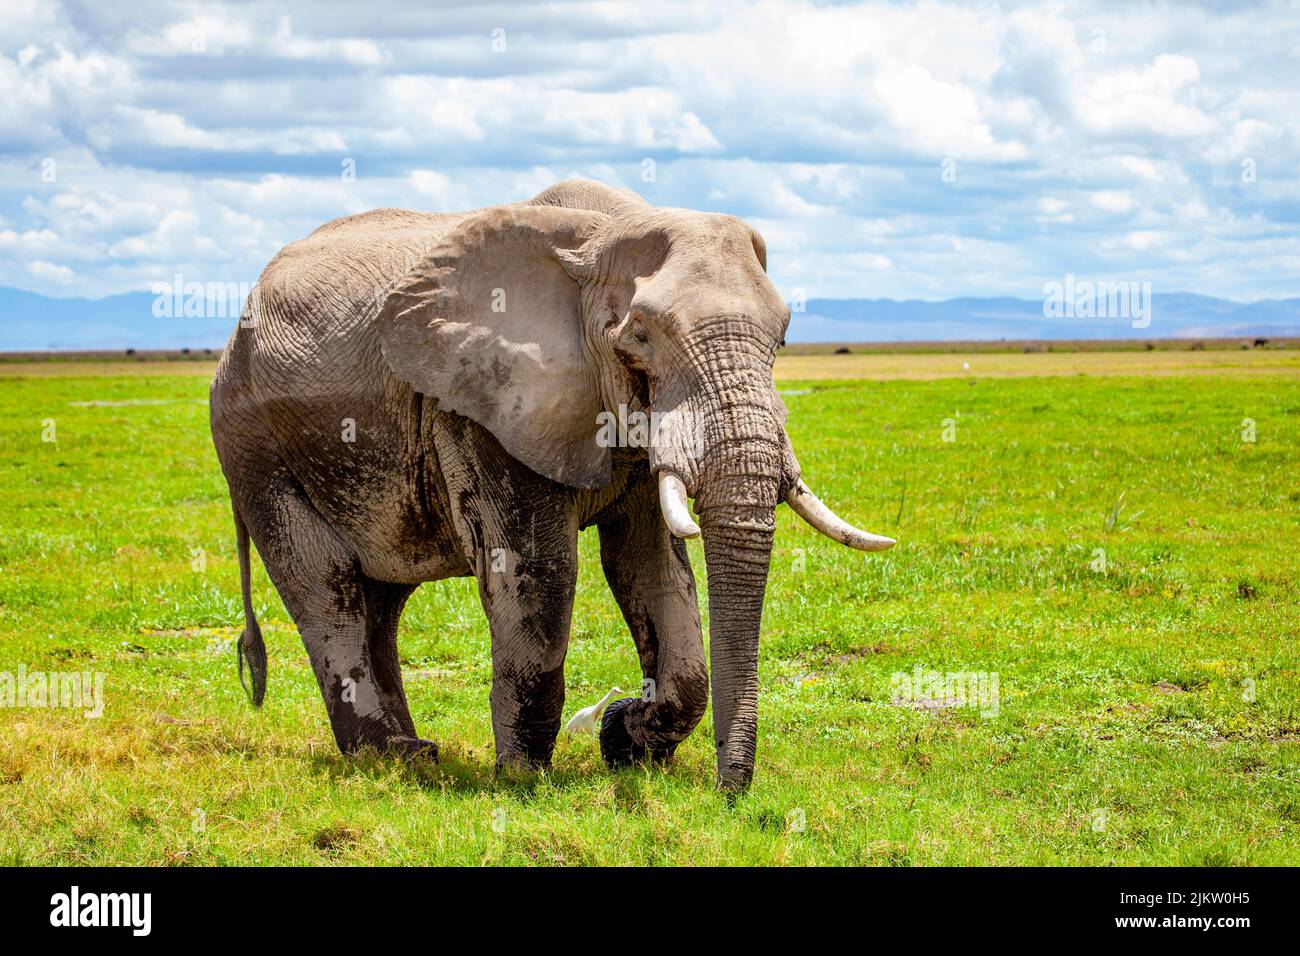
[479,525,578,771]
[437,419,579,772]
[595,465,708,766]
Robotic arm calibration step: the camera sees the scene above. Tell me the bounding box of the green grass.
[0,366,1296,865]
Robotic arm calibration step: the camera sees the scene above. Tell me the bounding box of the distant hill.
[792,293,1300,343]
[0,287,236,351]
[0,286,1296,350]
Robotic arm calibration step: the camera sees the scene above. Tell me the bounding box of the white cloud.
[875,65,1025,161]
[87,105,349,155]
[1090,190,1136,214]
[1077,55,1217,139]
[28,259,75,283]
[1112,231,1169,252]
[0,0,1296,308]
[127,14,388,65]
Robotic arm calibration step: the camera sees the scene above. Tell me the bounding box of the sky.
[1,0,1298,309]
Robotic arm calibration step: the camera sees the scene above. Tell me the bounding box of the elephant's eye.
[633,325,650,345]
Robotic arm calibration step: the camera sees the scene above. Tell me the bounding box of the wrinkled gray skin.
[211,178,802,790]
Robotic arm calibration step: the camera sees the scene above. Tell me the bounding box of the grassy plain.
[0,354,1296,864]
[4,345,1298,381]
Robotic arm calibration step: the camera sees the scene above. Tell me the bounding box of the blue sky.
[1,0,1298,306]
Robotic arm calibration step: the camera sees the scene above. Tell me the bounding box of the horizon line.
[2,285,1299,307]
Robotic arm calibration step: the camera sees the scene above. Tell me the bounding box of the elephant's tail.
[234,508,267,707]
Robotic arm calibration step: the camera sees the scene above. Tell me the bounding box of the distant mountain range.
[792,293,1300,343]
[0,286,1296,350]
[0,287,238,351]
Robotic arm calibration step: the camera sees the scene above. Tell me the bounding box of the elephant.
[209,177,895,790]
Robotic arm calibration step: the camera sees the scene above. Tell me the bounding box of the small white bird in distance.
[564,687,624,735]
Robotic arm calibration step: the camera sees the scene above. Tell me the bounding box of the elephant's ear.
[749,227,767,272]
[377,205,610,488]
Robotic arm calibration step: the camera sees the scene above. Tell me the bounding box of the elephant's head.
[378,180,894,789]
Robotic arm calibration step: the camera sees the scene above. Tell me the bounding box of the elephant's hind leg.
[241,466,435,759]
[361,579,425,746]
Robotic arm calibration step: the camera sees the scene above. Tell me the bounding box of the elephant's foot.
[494,753,552,783]
[342,734,439,762]
[599,698,679,768]
[384,735,440,762]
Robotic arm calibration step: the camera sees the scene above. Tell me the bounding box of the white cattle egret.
[564,687,625,735]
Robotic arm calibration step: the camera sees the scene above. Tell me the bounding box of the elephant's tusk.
[786,480,896,551]
[658,472,700,539]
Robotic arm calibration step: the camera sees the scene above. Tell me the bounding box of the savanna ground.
[0,348,1296,865]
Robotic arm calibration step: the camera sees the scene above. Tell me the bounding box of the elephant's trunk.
[693,391,781,791]
[700,491,777,791]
